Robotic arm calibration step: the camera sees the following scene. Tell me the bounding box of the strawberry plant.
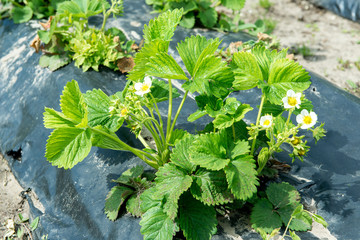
[0,0,63,23]
[43,9,328,239]
[30,0,136,72]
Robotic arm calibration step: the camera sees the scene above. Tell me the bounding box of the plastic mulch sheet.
[309,0,360,22]
[1,1,360,239]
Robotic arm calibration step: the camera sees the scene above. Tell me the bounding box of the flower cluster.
[260,90,318,130]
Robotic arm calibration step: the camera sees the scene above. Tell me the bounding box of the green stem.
[10,0,23,8]
[281,216,294,240]
[149,93,164,128]
[91,127,158,169]
[168,90,189,143]
[148,94,166,145]
[100,6,109,32]
[286,108,293,126]
[166,79,173,141]
[232,124,236,141]
[138,135,151,149]
[143,121,163,154]
[250,94,266,156]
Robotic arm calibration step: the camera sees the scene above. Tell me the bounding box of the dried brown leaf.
[117,57,135,73]
[39,16,54,30]
[30,35,41,53]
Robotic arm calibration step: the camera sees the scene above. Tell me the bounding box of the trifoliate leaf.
[45,128,92,169]
[177,35,220,77]
[128,40,169,82]
[251,46,287,81]
[251,198,282,233]
[266,182,300,209]
[190,168,233,205]
[178,192,218,240]
[155,163,193,220]
[221,0,245,10]
[126,193,143,217]
[198,8,217,28]
[105,185,134,221]
[84,89,121,132]
[264,59,311,105]
[278,204,312,231]
[11,6,33,24]
[232,52,262,90]
[189,132,230,171]
[140,205,179,240]
[150,79,180,103]
[43,108,76,129]
[60,80,87,124]
[143,9,183,43]
[170,135,196,173]
[146,52,188,80]
[57,0,109,18]
[114,165,144,184]
[185,54,234,98]
[180,12,195,29]
[231,140,250,159]
[224,155,258,200]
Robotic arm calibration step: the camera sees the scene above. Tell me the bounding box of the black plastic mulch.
[1,0,360,239]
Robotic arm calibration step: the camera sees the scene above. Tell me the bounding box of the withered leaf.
[117,57,135,73]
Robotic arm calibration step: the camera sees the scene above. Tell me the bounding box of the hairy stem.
[250,94,266,155]
[286,108,293,126]
[166,79,173,141]
[91,127,158,169]
[281,216,294,240]
[168,90,189,143]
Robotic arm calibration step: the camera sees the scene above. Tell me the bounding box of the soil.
[0,154,29,238]
[1,0,359,239]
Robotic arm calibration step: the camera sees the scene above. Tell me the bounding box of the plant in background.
[43,9,327,240]
[30,0,137,72]
[3,214,41,240]
[0,0,63,23]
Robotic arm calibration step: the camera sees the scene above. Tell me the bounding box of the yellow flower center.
[263,120,271,126]
[303,116,312,125]
[141,84,149,92]
[287,97,297,106]
[120,108,128,116]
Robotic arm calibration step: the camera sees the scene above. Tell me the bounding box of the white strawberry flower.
[296,109,318,129]
[134,76,152,97]
[282,90,301,109]
[260,115,273,128]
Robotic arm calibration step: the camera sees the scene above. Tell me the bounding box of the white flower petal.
[134,82,142,91]
[310,112,318,122]
[144,76,152,86]
[296,114,303,124]
[287,89,295,96]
